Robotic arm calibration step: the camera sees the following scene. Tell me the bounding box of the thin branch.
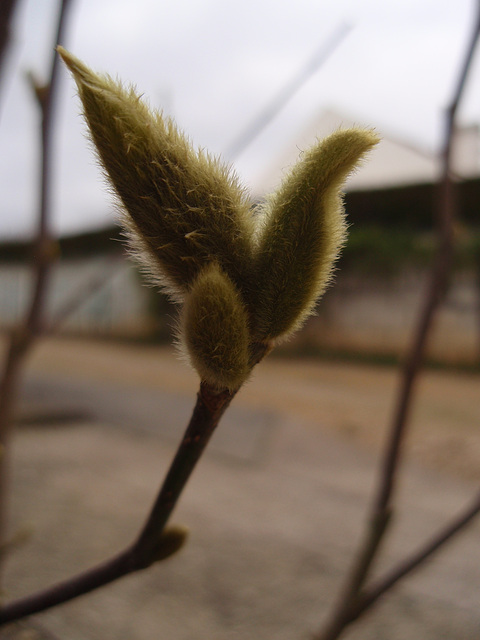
[355,490,480,616]
[224,23,351,160]
[0,382,236,624]
[375,0,480,521]
[316,490,480,639]
[0,0,19,97]
[0,0,72,434]
[315,5,480,639]
[25,0,72,339]
[0,0,73,563]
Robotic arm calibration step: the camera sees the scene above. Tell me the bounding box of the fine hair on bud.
[59,45,380,387]
[179,263,252,391]
[252,128,380,341]
[57,47,255,302]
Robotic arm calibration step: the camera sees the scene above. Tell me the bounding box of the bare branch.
[355,490,480,615]
[375,0,480,517]
[315,4,480,638]
[0,0,74,566]
[0,0,19,95]
[224,23,351,160]
[0,381,236,624]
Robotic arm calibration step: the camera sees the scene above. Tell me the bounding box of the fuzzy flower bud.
[252,128,380,341]
[59,47,379,390]
[180,263,251,391]
[57,47,255,303]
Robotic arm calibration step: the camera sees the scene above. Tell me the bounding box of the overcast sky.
[1,0,479,239]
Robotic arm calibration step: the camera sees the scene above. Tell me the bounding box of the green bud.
[57,47,255,302]
[252,128,380,341]
[180,263,251,391]
[59,45,379,379]
[151,525,189,563]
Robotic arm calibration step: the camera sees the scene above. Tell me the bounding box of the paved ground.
[1,337,480,639]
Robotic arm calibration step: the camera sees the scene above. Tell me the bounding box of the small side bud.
[151,525,189,563]
[57,47,255,302]
[252,128,380,341]
[180,264,251,391]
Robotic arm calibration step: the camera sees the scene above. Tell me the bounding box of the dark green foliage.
[344,177,480,230]
[340,227,480,274]
[340,227,434,275]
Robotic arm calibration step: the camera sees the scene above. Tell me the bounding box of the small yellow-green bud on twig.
[252,129,380,341]
[180,263,251,391]
[151,525,189,563]
[57,47,255,302]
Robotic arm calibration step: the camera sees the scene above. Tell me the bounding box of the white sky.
[1,0,479,239]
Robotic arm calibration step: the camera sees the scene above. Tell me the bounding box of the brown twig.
[0,323,270,624]
[0,0,19,89]
[315,4,480,639]
[0,0,73,566]
[318,491,480,639]
[225,23,351,160]
[0,382,235,624]
[354,490,480,616]
[375,0,480,518]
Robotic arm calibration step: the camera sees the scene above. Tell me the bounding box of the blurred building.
[0,231,154,337]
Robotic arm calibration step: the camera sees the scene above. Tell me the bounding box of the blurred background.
[1,1,480,639]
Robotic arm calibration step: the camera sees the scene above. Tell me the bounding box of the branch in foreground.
[315,6,480,639]
[0,382,233,624]
[317,490,480,639]
[374,0,480,529]
[351,490,480,626]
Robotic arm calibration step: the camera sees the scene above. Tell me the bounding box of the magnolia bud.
[58,47,255,303]
[180,263,251,391]
[252,128,380,341]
